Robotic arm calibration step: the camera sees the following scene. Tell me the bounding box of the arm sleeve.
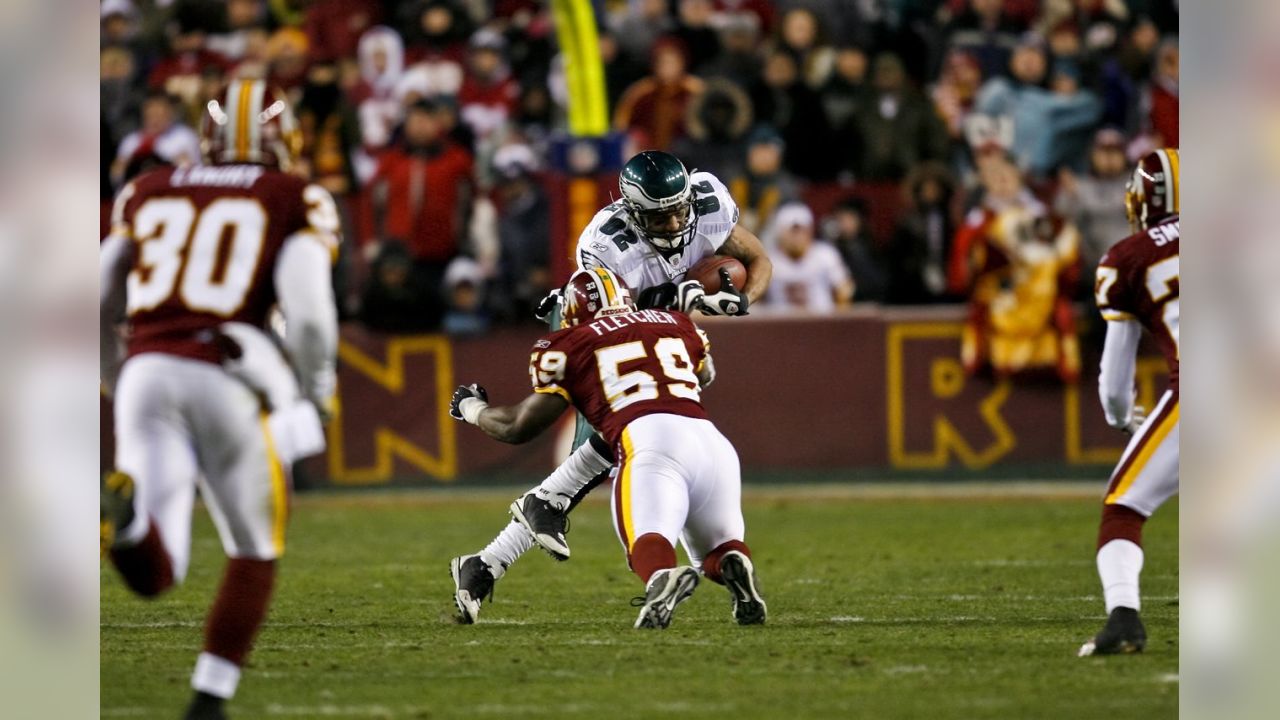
[100,233,132,392]
[274,232,339,408]
[1098,318,1143,428]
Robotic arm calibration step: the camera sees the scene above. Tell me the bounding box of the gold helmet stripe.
[235,79,254,161]
[1164,148,1180,213]
[593,267,618,304]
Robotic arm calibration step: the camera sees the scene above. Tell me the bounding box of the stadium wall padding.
[102,307,1169,487]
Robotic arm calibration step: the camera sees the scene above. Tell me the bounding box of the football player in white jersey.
[450,150,772,623]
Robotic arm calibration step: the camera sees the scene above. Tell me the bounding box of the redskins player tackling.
[1079,148,1180,657]
[451,268,766,629]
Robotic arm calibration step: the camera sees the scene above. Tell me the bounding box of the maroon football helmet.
[200,78,301,169]
[1125,148,1180,232]
[561,268,635,328]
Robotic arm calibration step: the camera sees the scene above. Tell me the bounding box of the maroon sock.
[1097,504,1145,551]
[629,533,676,585]
[203,558,277,666]
[701,540,751,585]
[109,523,174,598]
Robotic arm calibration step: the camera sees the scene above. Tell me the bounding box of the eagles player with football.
[1078,148,1179,656]
[450,151,771,623]
[452,268,766,629]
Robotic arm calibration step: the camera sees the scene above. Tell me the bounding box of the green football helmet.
[618,151,696,252]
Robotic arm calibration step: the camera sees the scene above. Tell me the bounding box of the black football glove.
[637,282,677,310]
[534,289,564,324]
[449,383,489,422]
[697,267,749,316]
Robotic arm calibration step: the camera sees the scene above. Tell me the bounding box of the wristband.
[459,397,489,425]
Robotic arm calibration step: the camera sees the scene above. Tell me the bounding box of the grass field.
[101,484,1178,719]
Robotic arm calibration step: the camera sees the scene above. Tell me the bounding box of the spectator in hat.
[974,34,1101,177]
[765,202,854,314]
[613,38,705,150]
[101,0,139,47]
[851,52,949,182]
[491,143,551,322]
[147,10,230,110]
[727,125,800,236]
[110,91,201,189]
[353,26,406,154]
[671,78,754,181]
[442,257,492,336]
[1054,127,1131,276]
[458,30,519,144]
[825,198,889,303]
[266,27,311,97]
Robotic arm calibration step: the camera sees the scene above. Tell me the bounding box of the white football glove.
[1118,405,1148,435]
[674,280,706,314]
[696,267,750,316]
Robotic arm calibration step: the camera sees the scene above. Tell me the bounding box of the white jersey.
[765,242,850,314]
[575,171,739,295]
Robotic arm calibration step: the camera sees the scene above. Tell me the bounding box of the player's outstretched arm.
[718,224,772,304]
[451,385,570,444]
[1098,318,1144,432]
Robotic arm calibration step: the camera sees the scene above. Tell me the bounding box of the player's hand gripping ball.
[696,266,750,316]
[449,384,489,422]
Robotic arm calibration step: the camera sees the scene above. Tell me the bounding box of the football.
[687,255,747,292]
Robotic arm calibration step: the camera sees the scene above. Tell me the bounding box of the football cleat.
[450,554,497,625]
[1078,607,1147,656]
[632,566,700,629]
[100,470,137,558]
[719,550,767,625]
[182,691,227,720]
[509,492,571,561]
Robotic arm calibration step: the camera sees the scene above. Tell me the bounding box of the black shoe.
[101,470,137,557]
[183,691,227,720]
[720,551,767,626]
[631,566,700,629]
[1079,607,1147,656]
[450,554,497,624]
[510,492,571,561]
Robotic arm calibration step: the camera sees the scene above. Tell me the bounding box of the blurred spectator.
[951,151,1081,381]
[362,99,474,305]
[102,45,144,148]
[614,39,705,151]
[207,0,268,62]
[974,35,1101,177]
[931,50,984,159]
[889,162,960,304]
[304,0,382,63]
[101,0,140,48]
[599,31,647,111]
[399,0,471,66]
[610,0,674,65]
[853,53,948,182]
[1143,37,1178,146]
[777,7,836,89]
[442,257,492,336]
[110,91,200,189]
[671,79,753,181]
[297,61,360,197]
[266,28,311,97]
[701,14,763,88]
[821,44,869,134]
[358,241,440,332]
[713,0,775,34]
[1053,128,1130,276]
[765,203,854,313]
[268,0,308,28]
[673,0,722,74]
[491,144,551,322]
[458,30,519,146]
[942,0,1025,81]
[727,126,799,236]
[353,26,406,172]
[147,11,230,111]
[825,198,888,303]
[750,48,834,180]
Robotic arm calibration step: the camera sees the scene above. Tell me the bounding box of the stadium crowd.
[101,0,1178,371]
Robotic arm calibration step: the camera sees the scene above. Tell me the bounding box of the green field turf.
[101,484,1178,719]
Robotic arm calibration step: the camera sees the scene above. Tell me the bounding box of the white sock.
[536,439,613,511]
[1097,539,1144,613]
[481,522,533,578]
[191,652,240,699]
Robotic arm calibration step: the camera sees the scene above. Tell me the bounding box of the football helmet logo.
[561,268,635,328]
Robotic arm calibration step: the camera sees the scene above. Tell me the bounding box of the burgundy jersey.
[529,309,711,447]
[110,164,340,364]
[1095,214,1179,388]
